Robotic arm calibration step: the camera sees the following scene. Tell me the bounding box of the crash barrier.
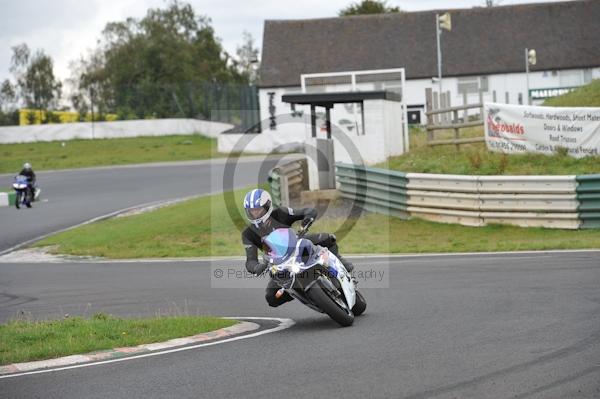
[336,163,408,219]
[336,163,599,229]
[0,118,233,144]
[268,159,309,207]
[0,191,32,208]
[576,174,600,229]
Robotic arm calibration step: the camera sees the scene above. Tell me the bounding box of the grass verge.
[0,314,236,365]
[379,126,600,175]
[0,134,222,173]
[35,189,600,258]
[543,79,600,107]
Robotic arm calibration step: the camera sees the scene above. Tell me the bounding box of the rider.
[241,188,353,307]
[19,162,36,201]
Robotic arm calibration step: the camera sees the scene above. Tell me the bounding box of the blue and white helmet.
[243,189,273,227]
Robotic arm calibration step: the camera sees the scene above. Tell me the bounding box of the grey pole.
[436,14,443,97]
[525,48,530,105]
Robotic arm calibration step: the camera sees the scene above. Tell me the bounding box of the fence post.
[478,90,484,122]
[453,109,459,151]
[505,91,510,104]
[433,91,439,125]
[462,92,468,122]
[493,90,497,102]
[426,88,433,143]
[446,91,451,123]
[440,92,446,123]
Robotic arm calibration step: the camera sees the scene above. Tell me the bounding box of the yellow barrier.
[19,109,118,125]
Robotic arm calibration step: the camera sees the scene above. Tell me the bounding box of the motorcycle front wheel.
[307,277,354,327]
[15,191,21,209]
[352,290,367,316]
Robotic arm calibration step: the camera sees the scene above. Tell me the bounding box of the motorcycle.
[263,219,366,327]
[12,175,36,209]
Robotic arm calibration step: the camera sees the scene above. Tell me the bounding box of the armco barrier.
[268,159,308,207]
[577,174,600,229]
[336,163,596,229]
[0,192,15,208]
[336,163,408,219]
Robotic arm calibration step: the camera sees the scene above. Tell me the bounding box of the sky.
[0,0,574,84]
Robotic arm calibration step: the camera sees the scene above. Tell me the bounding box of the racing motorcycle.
[263,219,366,327]
[12,175,39,209]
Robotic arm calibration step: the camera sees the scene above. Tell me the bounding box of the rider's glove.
[301,217,313,228]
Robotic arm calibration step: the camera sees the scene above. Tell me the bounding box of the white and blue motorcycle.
[262,220,366,327]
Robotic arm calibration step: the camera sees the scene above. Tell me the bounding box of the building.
[258,0,600,129]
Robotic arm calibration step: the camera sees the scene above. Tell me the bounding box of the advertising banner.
[484,103,600,158]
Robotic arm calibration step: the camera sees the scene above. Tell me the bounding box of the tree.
[339,0,401,16]
[0,79,19,125]
[484,0,503,6]
[9,43,62,123]
[70,0,246,119]
[235,31,260,84]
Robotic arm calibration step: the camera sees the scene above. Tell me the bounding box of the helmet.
[23,162,32,170]
[243,189,273,227]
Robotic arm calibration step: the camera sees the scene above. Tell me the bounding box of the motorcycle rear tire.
[307,278,354,327]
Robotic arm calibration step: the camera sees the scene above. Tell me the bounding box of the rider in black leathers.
[19,162,36,202]
[241,188,353,307]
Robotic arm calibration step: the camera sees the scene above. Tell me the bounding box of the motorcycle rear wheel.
[307,278,354,327]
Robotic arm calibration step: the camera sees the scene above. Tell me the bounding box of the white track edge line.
[0,317,294,379]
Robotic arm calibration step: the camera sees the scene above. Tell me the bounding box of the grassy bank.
[0,314,236,365]
[379,126,600,175]
[0,134,220,173]
[543,79,600,107]
[36,188,600,258]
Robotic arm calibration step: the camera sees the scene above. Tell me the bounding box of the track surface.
[1,252,599,398]
[0,158,599,398]
[0,156,281,253]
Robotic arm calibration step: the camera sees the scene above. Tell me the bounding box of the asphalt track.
[0,252,599,398]
[0,156,284,254]
[0,158,599,398]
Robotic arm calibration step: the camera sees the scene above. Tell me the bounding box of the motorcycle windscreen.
[262,228,297,265]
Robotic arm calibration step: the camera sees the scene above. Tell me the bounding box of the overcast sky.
[0,0,573,84]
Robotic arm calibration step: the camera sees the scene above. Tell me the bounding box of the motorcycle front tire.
[352,290,367,316]
[15,191,21,209]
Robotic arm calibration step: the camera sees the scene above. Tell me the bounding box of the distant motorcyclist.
[241,188,353,307]
[18,162,36,201]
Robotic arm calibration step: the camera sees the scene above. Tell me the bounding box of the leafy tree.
[8,43,62,123]
[339,0,401,16]
[0,79,19,125]
[70,0,246,119]
[235,31,260,84]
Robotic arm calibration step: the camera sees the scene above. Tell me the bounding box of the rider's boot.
[328,243,354,272]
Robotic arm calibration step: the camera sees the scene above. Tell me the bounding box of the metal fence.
[1,82,261,133]
[110,82,260,132]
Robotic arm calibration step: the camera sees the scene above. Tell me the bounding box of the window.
[457,76,487,95]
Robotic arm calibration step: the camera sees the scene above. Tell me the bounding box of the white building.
[257,0,600,130]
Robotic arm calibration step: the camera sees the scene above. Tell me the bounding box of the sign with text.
[484,102,600,158]
[529,87,578,100]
